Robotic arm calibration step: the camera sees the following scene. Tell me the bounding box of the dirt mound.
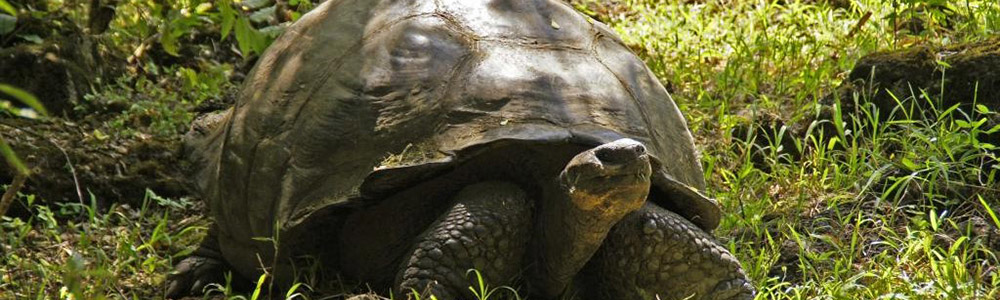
[831,38,1000,136]
[0,39,101,117]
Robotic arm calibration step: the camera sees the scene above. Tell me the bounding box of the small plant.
[466,269,521,300]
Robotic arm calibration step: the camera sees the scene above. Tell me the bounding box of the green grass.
[3,0,1000,299]
[0,191,208,299]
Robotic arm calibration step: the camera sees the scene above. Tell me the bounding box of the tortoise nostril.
[594,143,646,165]
[632,144,646,156]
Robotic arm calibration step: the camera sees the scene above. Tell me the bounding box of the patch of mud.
[0,117,190,216]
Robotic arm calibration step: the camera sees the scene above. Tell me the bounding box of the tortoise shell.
[190,0,720,279]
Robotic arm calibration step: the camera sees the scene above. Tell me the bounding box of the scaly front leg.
[396,181,533,299]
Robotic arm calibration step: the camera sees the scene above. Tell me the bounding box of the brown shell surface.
[194,0,719,277]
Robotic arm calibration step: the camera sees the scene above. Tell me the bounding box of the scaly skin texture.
[396,181,533,299]
[581,203,755,300]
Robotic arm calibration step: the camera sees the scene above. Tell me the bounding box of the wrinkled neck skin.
[533,168,650,298]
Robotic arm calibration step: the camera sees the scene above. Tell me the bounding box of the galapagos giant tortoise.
[166,0,754,299]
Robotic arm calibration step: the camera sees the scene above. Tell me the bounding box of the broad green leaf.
[973,118,988,128]
[19,34,42,44]
[234,16,267,57]
[0,84,48,116]
[235,16,254,56]
[258,24,284,38]
[242,0,272,10]
[159,18,184,56]
[937,103,960,122]
[219,0,235,39]
[0,0,15,15]
[986,123,1000,134]
[250,6,276,24]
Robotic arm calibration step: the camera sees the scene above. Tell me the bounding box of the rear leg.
[396,181,533,299]
[165,226,238,298]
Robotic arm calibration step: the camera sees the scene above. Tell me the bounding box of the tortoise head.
[559,138,652,221]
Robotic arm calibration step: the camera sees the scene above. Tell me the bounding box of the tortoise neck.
[531,186,622,298]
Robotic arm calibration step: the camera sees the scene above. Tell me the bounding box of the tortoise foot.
[707,277,755,300]
[166,226,236,299]
[165,251,229,299]
[396,181,533,299]
[581,203,754,300]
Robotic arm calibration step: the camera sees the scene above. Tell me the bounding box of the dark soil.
[0,117,191,217]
